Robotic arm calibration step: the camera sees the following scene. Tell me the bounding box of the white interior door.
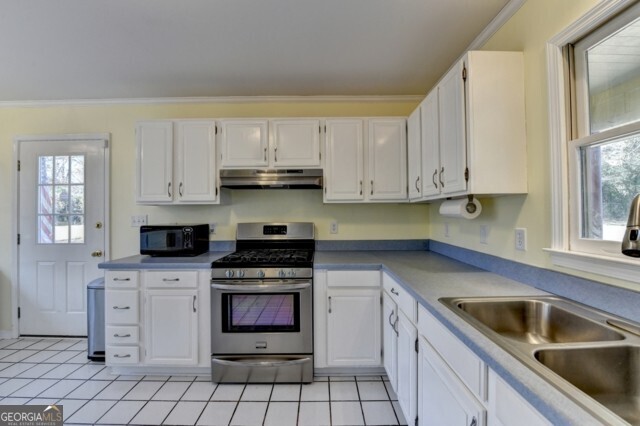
[18,136,108,336]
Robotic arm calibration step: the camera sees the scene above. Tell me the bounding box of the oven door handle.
[210,282,311,292]
[211,357,312,367]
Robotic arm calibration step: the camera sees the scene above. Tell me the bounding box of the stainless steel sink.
[440,296,640,425]
[453,298,624,344]
[536,346,640,425]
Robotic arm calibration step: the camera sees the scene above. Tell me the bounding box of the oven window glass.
[223,293,300,332]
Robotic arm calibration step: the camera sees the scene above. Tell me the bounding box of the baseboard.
[0,330,18,339]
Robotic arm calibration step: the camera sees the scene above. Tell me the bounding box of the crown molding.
[0,95,424,109]
[467,0,527,50]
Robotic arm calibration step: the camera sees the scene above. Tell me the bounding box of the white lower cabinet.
[145,289,198,365]
[418,337,486,426]
[105,269,209,372]
[314,270,382,369]
[397,311,418,425]
[382,292,398,389]
[488,369,551,426]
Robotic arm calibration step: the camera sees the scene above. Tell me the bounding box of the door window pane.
[37,155,85,244]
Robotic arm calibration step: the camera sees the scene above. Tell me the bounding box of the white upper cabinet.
[270,119,322,167]
[219,119,269,168]
[324,119,365,202]
[136,120,220,204]
[407,108,422,201]
[136,121,173,203]
[368,118,407,201]
[411,50,527,201]
[420,91,440,198]
[219,118,322,169]
[324,118,407,203]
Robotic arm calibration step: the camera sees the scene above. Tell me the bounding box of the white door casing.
[15,134,109,336]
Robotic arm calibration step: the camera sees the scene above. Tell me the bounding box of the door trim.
[12,133,111,338]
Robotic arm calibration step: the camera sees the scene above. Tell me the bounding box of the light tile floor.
[0,337,408,425]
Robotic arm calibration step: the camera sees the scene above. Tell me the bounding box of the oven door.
[210,280,313,355]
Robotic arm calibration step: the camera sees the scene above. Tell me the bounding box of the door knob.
[91,250,103,257]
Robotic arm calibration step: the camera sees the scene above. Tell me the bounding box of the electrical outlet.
[130,215,147,227]
[480,225,489,244]
[209,223,217,235]
[330,221,339,234]
[515,228,527,251]
[444,222,450,237]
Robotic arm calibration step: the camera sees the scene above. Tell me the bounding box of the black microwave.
[140,224,209,257]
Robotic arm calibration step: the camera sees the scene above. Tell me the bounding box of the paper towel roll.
[439,197,482,219]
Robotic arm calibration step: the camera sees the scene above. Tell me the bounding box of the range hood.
[220,169,323,189]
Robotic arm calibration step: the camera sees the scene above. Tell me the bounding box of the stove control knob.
[237,270,245,278]
[289,270,297,278]
[225,270,234,279]
[257,270,265,278]
[278,269,287,278]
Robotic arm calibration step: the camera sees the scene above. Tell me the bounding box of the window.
[568,2,640,256]
[547,0,640,283]
[37,154,85,244]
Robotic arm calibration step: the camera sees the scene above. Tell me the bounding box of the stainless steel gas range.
[210,222,314,383]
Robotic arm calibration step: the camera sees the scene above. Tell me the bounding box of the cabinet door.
[368,119,407,201]
[407,108,422,201]
[136,121,173,203]
[176,120,218,202]
[420,91,441,198]
[324,119,365,202]
[418,338,485,426]
[397,311,418,425]
[382,292,398,391]
[145,289,198,365]
[326,288,381,367]
[220,119,269,168]
[271,119,322,167]
[488,369,550,426]
[438,60,467,196]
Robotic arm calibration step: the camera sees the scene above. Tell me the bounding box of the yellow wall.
[428,0,632,285]
[0,100,427,332]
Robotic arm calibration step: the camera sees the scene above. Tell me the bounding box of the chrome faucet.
[621,194,640,257]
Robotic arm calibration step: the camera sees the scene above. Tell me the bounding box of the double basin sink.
[440,296,640,425]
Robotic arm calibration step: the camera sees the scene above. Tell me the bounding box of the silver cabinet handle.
[193,295,197,313]
[388,310,395,328]
[112,306,130,310]
[168,182,172,197]
[114,354,131,358]
[393,316,399,336]
[359,180,363,196]
[162,278,180,282]
[439,167,445,188]
[432,169,438,189]
[263,147,267,162]
[274,146,278,162]
[113,333,131,338]
[113,278,130,282]
[370,180,374,196]
[328,296,332,314]
[415,176,420,192]
[179,182,183,197]
[390,288,399,296]
[470,417,477,426]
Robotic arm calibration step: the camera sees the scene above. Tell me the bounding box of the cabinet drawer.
[106,345,139,364]
[382,272,417,322]
[106,326,139,345]
[418,304,487,401]
[327,270,380,288]
[144,270,198,288]
[105,290,139,324]
[106,271,139,289]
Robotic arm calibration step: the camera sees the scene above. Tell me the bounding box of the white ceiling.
[0,0,510,102]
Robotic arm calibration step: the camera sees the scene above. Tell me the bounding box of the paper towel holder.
[465,195,478,215]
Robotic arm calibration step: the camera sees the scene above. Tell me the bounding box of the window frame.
[546,0,640,285]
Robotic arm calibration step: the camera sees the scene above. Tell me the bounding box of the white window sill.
[545,248,640,284]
